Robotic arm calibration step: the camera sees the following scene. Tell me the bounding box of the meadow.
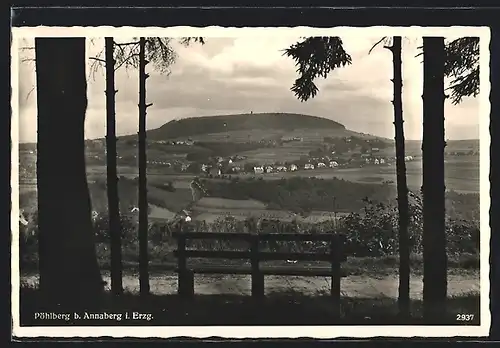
[259,157,479,194]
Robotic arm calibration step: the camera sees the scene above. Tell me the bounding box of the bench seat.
[176,265,345,277]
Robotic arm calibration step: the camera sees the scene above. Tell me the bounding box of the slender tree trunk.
[105,37,123,296]
[390,36,410,318]
[36,38,104,308]
[138,37,151,296]
[490,25,500,339]
[422,37,447,322]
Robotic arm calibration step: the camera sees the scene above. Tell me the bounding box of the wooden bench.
[172,231,346,311]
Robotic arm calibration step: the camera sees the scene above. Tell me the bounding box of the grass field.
[257,157,479,193]
[239,145,316,165]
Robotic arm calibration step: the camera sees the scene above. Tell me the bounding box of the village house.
[329,161,339,168]
[254,166,264,174]
[265,165,274,173]
[304,163,315,170]
[374,158,380,165]
[317,162,327,168]
[201,164,210,173]
[404,155,414,162]
[276,166,287,172]
[289,164,298,171]
[379,158,385,164]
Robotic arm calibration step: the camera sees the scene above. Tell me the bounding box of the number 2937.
[456,314,475,321]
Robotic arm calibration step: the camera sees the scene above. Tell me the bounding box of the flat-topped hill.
[145,113,346,140]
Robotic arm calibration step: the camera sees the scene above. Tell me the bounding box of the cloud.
[16,35,480,143]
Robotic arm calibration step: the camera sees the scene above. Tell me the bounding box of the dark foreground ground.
[19,286,480,326]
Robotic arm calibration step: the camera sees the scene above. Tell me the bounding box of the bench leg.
[331,273,341,318]
[178,270,194,298]
[252,272,264,299]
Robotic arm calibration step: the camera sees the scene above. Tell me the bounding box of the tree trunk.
[138,37,150,296]
[105,37,123,296]
[422,37,447,322]
[490,25,500,339]
[36,38,104,308]
[390,36,410,318]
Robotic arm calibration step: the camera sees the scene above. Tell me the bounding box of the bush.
[18,195,479,270]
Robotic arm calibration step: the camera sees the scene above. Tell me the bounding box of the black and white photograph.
[11,25,490,338]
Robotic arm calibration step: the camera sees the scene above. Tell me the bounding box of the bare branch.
[368,37,387,55]
[114,41,141,47]
[89,57,106,64]
[26,86,36,100]
[114,53,140,72]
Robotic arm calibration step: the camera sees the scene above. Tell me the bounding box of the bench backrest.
[172,231,346,271]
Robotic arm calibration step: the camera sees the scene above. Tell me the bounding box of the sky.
[17,35,480,143]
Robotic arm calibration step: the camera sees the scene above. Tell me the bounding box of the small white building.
[329,161,339,168]
[304,163,315,170]
[289,164,298,172]
[317,162,327,168]
[265,166,274,173]
[379,158,386,164]
[374,159,380,165]
[254,166,264,174]
[276,166,287,172]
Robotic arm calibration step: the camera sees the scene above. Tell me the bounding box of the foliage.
[201,176,397,214]
[285,36,479,105]
[444,37,480,105]
[90,37,205,76]
[283,37,353,101]
[19,196,479,270]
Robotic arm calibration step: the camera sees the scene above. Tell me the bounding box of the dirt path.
[21,272,480,299]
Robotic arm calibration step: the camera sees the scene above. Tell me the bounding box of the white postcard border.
[11,25,491,339]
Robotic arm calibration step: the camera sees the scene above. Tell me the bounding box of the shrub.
[18,196,479,268]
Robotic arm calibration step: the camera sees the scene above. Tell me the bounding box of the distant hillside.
[144,113,346,140]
